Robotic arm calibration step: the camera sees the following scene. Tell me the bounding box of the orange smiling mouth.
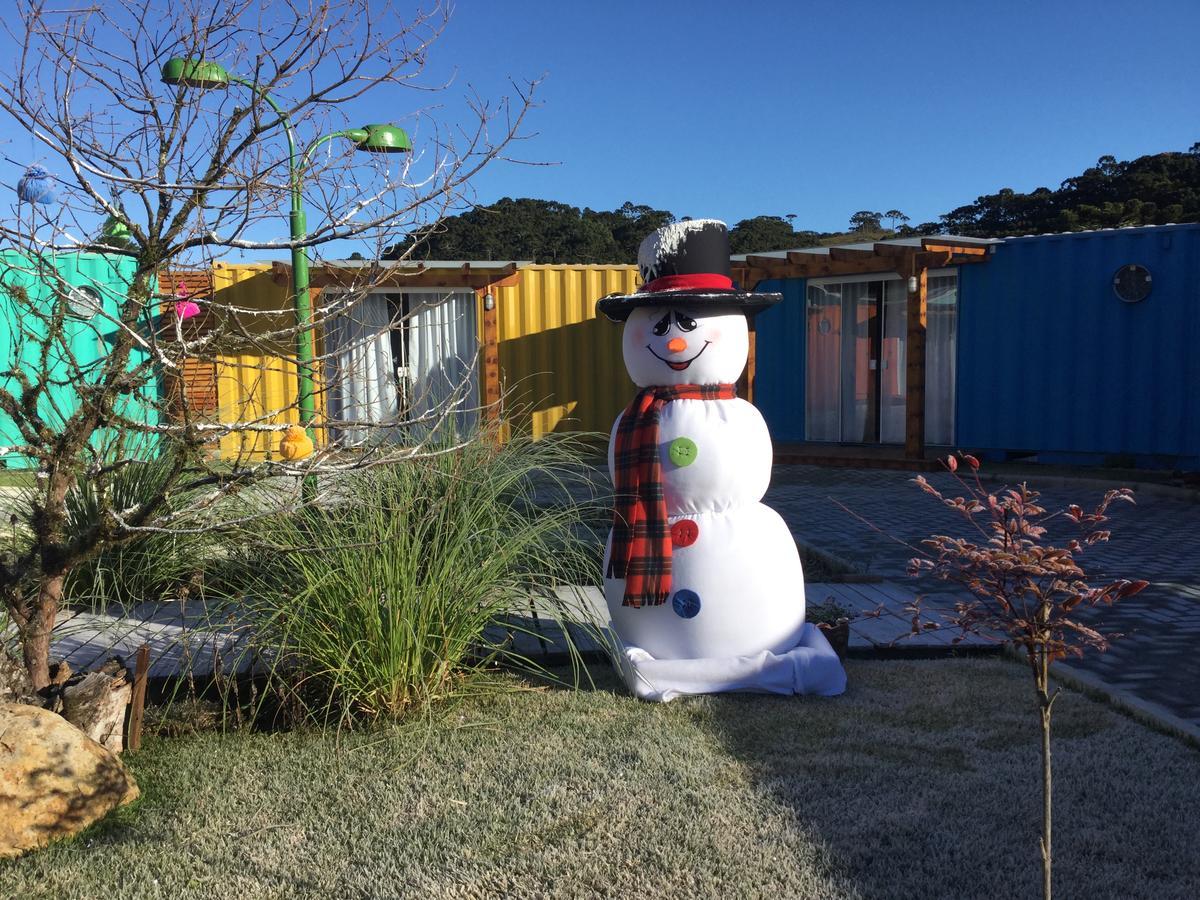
[647,341,711,371]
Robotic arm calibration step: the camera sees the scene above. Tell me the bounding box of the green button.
[668,437,698,467]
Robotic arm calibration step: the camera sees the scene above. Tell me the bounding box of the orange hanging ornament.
[278,425,314,461]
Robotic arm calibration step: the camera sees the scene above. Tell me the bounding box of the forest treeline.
[387,144,1200,262]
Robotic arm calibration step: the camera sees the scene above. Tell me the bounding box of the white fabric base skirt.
[609,622,847,703]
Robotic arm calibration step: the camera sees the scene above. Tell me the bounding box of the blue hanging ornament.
[17,164,56,205]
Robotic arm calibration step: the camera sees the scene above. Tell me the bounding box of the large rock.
[0,702,139,858]
[0,651,39,705]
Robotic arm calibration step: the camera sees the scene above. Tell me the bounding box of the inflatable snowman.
[597,219,846,701]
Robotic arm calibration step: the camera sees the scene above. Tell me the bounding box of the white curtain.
[806,275,957,446]
[324,292,398,446]
[805,283,841,441]
[925,275,958,445]
[404,290,479,441]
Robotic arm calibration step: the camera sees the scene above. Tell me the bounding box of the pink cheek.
[629,326,647,345]
[706,329,721,342]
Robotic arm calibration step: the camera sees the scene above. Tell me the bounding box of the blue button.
[672,589,701,619]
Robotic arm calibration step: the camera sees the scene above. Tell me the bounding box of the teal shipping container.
[0,251,160,468]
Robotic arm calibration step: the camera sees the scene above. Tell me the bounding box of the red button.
[670,519,699,548]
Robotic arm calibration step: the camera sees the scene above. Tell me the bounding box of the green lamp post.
[161,57,411,436]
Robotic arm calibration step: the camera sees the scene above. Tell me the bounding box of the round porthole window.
[66,285,102,319]
[1113,264,1152,304]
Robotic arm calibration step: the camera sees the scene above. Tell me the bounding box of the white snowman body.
[603,304,806,660]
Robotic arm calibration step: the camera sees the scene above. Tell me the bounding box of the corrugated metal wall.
[0,251,159,468]
[956,224,1200,466]
[210,262,325,462]
[749,278,807,443]
[493,265,639,438]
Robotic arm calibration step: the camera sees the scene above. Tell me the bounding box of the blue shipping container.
[956,224,1200,469]
[752,277,808,443]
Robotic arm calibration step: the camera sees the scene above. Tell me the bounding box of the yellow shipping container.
[493,265,638,439]
[202,261,639,458]
[210,262,327,462]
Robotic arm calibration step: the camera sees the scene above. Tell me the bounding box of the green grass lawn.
[0,470,35,488]
[3,659,1198,899]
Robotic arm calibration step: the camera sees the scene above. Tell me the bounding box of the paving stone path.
[766,464,1200,729]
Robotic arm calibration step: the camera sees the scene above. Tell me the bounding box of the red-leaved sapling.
[907,453,1148,900]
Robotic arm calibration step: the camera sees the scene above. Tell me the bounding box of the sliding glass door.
[805,274,956,445]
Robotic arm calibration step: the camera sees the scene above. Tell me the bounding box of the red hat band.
[639,273,734,294]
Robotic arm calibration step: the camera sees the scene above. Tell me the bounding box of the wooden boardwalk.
[42,581,990,678]
[47,598,251,679]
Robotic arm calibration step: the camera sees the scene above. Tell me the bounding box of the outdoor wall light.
[346,124,413,154]
[907,275,919,293]
[483,291,495,311]
[160,57,230,89]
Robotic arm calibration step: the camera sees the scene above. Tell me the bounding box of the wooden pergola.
[731,238,992,460]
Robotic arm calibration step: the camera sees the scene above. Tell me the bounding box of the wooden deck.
[47,598,252,679]
[41,582,990,679]
[773,443,944,471]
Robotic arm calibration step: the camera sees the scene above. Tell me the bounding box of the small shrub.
[908,453,1147,900]
[239,432,604,726]
[805,598,852,625]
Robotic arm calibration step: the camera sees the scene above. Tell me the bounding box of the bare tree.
[0,0,536,688]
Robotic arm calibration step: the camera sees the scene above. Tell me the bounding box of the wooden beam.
[787,258,897,278]
[920,237,991,254]
[745,254,791,268]
[736,245,989,289]
[730,265,774,290]
[827,247,878,262]
[126,644,150,753]
[871,243,918,259]
[922,242,988,257]
[905,265,928,461]
[785,251,832,265]
[480,286,502,427]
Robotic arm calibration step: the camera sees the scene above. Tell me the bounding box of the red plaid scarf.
[608,383,737,607]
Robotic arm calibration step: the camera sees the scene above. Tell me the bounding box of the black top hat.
[596,219,782,322]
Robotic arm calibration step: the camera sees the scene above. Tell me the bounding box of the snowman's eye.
[674,312,697,332]
[651,312,671,336]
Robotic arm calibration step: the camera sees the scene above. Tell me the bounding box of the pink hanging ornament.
[174,300,201,320]
[173,281,200,320]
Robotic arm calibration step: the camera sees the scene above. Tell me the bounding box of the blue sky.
[426,0,1200,230]
[1,0,1197,251]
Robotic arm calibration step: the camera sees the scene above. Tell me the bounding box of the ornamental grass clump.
[4,450,218,613]
[908,453,1148,900]
[59,453,218,608]
[241,433,605,726]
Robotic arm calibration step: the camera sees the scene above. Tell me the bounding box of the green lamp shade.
[161,57,230,89]
[357,124,412,153]
[102,216,131,240]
